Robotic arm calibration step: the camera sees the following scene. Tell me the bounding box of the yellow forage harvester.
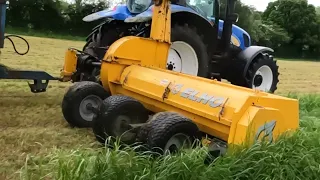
[60,0,299,160]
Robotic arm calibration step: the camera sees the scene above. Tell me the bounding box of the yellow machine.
[60,0,299,157]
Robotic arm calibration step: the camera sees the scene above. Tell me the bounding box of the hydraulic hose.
[4,34,30,55]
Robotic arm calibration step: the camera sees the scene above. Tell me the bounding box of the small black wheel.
[61,81,110,128]
[92,95,149,145]
[245,54,279,93]
[146,111,201,155]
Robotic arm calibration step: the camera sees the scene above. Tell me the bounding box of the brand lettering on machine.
[169,83,226,108]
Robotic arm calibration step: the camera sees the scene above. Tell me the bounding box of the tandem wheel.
[92,95,202,155]
[92,95,150,145]
[61,81,110,128]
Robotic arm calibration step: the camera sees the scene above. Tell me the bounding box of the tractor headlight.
[127,0,152,14]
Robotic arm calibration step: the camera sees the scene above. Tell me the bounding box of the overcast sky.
[241,0,320,11]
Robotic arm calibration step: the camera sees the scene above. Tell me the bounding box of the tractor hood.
[82,4,205,22]
[83,4,132,22]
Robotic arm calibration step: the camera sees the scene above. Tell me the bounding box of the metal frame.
[0,64,58,93]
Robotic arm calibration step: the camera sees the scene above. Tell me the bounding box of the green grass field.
[0,35,320,180]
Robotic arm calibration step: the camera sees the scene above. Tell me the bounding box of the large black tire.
[83,21,210,78]
[83,21,131,60]
[245,54,279,93]
[145,111,201,154]
[170,23,210,77]
[230,54,279,93]
[62,81,110,128]
[92,95,149,145]
[81,21,132,80]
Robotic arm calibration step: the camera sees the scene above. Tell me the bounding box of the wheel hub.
[114,115,131,135]
[164,133,191,154]
[167,41,199,76]
[253,74,263,87]
[79,95,102,122]
[252,65,273,92]
[167,61,176,71]
[113,115,137,142]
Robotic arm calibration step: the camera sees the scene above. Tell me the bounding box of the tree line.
[6,0,109,37]
[5,0,320,59]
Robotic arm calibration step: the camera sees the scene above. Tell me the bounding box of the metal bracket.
[0,64,59,93]
[27,80,49,93]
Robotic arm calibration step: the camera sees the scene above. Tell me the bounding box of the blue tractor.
[75,0,279,93]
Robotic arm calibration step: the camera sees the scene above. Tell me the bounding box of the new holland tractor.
[72,0,279,95]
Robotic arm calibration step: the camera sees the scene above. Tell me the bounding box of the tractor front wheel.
[245,54,279,93]
[229,53,279,93]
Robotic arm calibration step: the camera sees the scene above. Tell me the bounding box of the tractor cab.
[186,0,215,18]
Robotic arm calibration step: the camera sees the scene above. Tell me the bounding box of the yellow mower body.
[60,0,299,146]
[100,64,299,145]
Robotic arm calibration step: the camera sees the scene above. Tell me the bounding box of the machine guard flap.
[83,9,116,22]
[83,5,132,22]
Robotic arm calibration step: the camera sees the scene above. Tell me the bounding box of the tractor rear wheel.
[80,21,132,80]
[168,23,210,77]
[83,22,210,78]
[83,21,131,59]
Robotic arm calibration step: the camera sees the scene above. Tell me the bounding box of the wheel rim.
[79,95,102,122]
[167,41,199,76]
[252,65,273,92]
[112,115,138,143]
[113,115,131,136]
[164,133,192,154]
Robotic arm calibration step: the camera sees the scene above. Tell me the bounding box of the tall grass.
[20,94,320,180]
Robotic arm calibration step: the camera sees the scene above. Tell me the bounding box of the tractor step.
[0,64,59,93]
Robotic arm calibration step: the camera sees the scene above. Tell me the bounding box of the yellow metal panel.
[115,87,231,141]
[150,0,171,43]
[102,36,168,70]
[257,95,299,132]
[108,65,300,143]
[100,62,127,94]
[60,48,77,81]
[231,105,296,145]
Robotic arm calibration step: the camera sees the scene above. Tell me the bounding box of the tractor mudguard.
[83,5,132,22]
[237,46,274,77]
[83,4,210,23]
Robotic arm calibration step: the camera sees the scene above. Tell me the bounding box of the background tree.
[262,0,320,58]
[4,0,320,59]
[6,0,109,36]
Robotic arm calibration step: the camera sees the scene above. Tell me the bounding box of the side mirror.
[229,13,239,23]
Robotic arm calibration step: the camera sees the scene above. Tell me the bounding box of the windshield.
[127,0,152,13]
[186,0,214,17]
